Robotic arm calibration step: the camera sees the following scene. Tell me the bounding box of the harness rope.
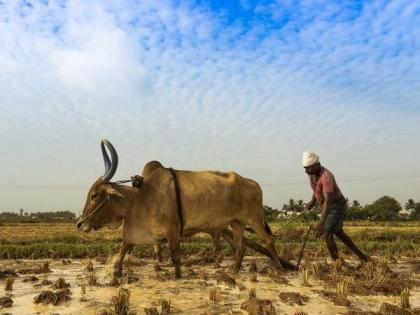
[113,179,133,185]
[169,167,184,237]
[123,188,137,220]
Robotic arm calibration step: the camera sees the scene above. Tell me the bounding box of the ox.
[77,140,283,281]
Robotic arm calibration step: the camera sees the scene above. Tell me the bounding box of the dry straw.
[111,287,131,315]
[310,262,321,278]
[160,299,171,314]
[85,259,94,272]
[377,257,392,273]
[4,276,15,291]
[362,261,390,288]
[199,269,208,281]
[84,268,99,286]
[336,280,349,299]
[332,257,345,280]
[400,288,410,309]
[53,277,70,289]
[144,307,159,315]
[363,261,375,280]
[300,267,309,286]
[209,286,220,303]
[334,258,343,273]
[250,274,258,282]
[249,288,256,299]
[80,285,87,302]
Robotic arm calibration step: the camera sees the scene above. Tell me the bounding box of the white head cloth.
[302,151,319,167]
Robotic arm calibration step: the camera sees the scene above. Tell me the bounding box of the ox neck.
[108,184,136,219]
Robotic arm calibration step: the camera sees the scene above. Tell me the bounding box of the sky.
[0,0,419,213]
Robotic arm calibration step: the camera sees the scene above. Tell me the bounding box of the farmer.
[303,151,370,263]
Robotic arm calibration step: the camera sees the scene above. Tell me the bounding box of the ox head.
[77,139,125,232]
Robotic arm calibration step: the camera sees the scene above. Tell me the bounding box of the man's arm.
[306,194,317,210]
[320,192,333,222]
[316,192,332,237]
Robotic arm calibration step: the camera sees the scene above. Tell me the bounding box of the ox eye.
[91,193,98,200]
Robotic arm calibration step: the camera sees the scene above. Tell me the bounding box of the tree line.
[1,195,419,223]
[0,210,76,223]
[264,196,420,221]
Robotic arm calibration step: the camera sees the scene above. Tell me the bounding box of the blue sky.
[0,0,419,213]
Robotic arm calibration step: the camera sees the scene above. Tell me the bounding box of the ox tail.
[264,221,273,236]
[245,222,273,236]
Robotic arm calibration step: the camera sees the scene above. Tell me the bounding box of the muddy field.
[0,223,419,314]
[0,253,419,315]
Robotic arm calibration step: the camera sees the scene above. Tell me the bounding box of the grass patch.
[0,223,417,259]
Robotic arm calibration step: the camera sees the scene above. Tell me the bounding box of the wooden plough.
[218,210,315,271]
[219,229,298,271]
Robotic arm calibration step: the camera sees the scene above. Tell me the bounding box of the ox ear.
[105,185,124,198]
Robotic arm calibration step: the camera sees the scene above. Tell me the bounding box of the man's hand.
[314,220,325,238]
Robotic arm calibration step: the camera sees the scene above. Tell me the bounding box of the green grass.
[0,222,418,259]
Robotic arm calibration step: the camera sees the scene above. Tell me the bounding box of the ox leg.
[231,221,246,274]
[112,241,133,285]
[168,237,182,279]
[251,223,284,272]
[211,231,222,256]
[153,244,163,262]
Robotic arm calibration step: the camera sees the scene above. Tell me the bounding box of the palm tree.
[295,199,305,212]
[405,199,416,211]
[288,198,296,211]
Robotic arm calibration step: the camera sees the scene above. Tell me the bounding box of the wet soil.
[0,256,418,314]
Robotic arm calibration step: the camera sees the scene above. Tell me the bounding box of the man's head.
[302,151,321,175]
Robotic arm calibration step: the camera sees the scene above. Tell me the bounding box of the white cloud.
[0,0,419,211]
[51,27,149,96]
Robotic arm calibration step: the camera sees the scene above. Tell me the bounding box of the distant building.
[399,209,413,219]
[277,210,296,218]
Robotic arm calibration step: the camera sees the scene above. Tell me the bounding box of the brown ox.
[77,140,283,281]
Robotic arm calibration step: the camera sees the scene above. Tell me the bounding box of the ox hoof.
[113,269,123,278]
[109,277,120,287]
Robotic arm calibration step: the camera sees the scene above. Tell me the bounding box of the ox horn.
[101,139,118,181]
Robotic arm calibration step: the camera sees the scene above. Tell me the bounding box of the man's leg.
[324,232,339,261]
[335,228,370,262]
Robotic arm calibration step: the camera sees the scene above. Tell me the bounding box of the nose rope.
[79,188,137,226]
[78,197,108,224]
